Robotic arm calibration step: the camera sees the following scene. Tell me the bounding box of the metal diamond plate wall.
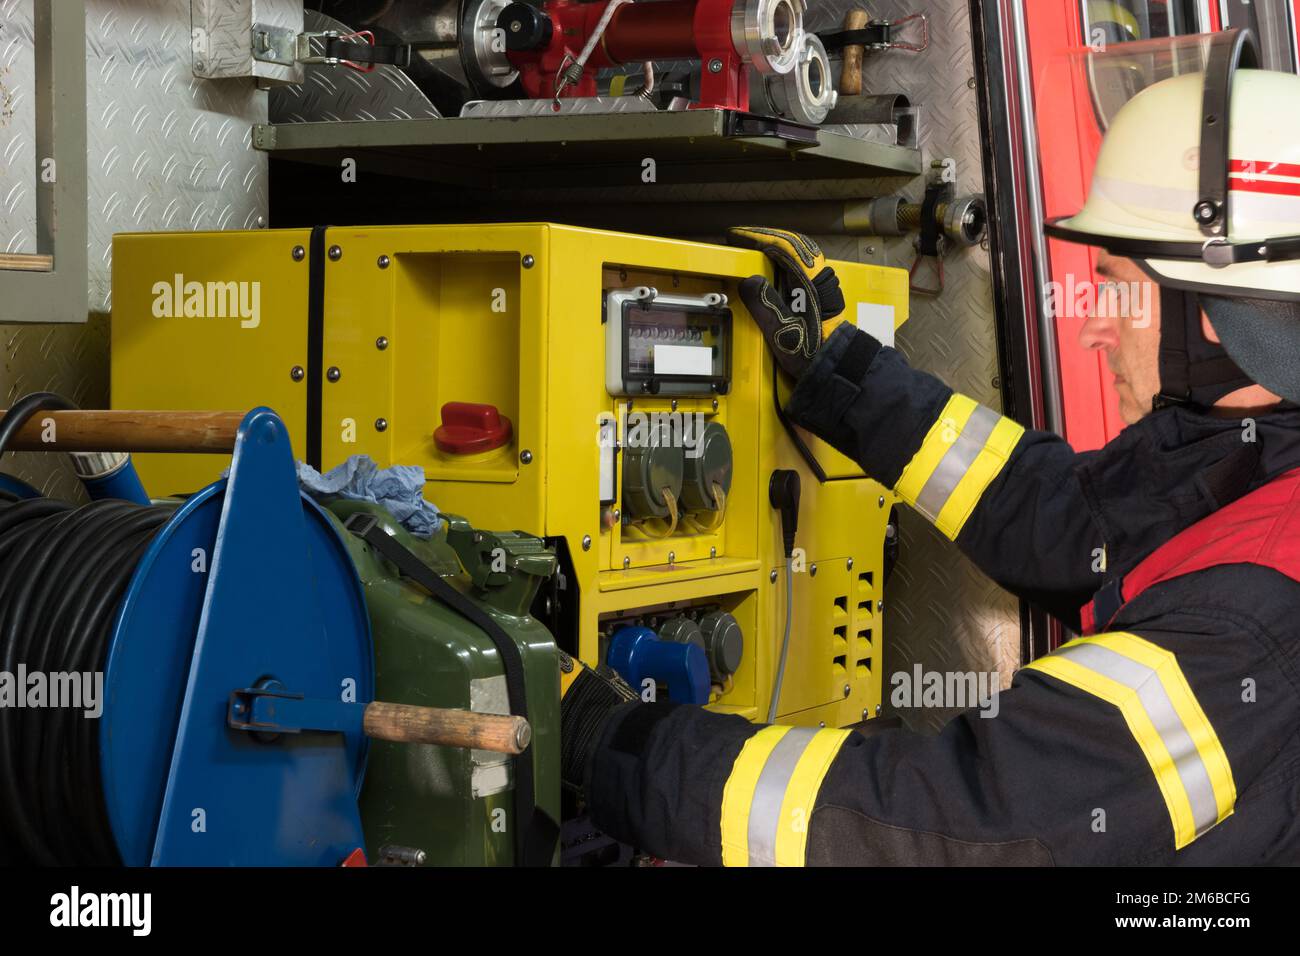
[820,0,1023,731]
[1,0,270,495]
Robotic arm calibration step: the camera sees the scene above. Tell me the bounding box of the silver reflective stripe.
[913,405,1001,521]
[746,727,817,867]
[1057,642,1220,836]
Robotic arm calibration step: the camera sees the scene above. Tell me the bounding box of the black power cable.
[0,393,172,864]
[0,495,172,864]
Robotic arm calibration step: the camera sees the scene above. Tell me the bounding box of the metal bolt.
[878,496,885,508]
[712,398,719,412]
[770,569,778,583]
[708,58,723,73]
[668,551,675,565]
[876,703,882,716]
[710,546,716,558]
[292,245,305,261]
[290,365,305,382]
[623,556,631,569]
[810,563,818,577]
[582,534,592,551]
[862,708,869,720]
[377,255,391,269]
[375,418,388,432]
[328,245,342,261]
[866,245,876,255]
[877,599,884,612]
[326,366,341,382]
[818,721,826,728]
[376,336,389,351]
[520,449,533,464]
[843,683,851,698]
[613,509,621,522]
[521,254,535,268]
[847,558,854,571]
[967,76,977,89]
[671,399,678,411]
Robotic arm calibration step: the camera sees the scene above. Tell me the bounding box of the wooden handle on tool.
[840,9,869,97]
[363,702,533,754]
[2,410,244,453]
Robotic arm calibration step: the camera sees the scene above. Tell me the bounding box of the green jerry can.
[328,500,561,866]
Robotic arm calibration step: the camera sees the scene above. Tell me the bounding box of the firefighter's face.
[1078,252,1162,425]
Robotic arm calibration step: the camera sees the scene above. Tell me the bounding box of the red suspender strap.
[1081,468,1300,635]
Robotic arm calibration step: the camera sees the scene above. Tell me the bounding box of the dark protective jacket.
[585,324,1300,865]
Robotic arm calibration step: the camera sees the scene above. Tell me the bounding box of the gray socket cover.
[680,421,734,513]
[699,611,744,679]
[623,420,685,520]
[659,616,705,651]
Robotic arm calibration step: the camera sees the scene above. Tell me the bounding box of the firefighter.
[561,33,1300,865]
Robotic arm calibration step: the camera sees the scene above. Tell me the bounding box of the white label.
[653,344,712,376]
[598,419,617,502]
[856,302,896,348]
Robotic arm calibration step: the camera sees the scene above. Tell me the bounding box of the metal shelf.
[254,109,921,190]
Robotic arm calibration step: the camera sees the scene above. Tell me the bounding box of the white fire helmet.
[1046,30,1300,403]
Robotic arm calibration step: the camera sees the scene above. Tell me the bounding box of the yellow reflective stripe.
[1094,633,1236,822]
[1027,655,1199,847]
[1026,631,1236,850]
[934,415,1026,539]
[772,729,852,866]
[895,394,978,505]
[720,725,791,867]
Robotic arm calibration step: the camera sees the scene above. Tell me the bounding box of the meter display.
[605,287,732,396]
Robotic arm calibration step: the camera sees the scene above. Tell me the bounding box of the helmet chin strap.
[1153,286,1254,412]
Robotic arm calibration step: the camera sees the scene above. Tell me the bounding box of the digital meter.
[604,287,732,396]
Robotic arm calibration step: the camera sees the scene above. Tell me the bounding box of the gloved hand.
[727,226,847,379]
[559,650,639,794]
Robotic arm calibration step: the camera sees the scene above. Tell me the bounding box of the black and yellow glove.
[727,226,847,379]
[559,650,639,794]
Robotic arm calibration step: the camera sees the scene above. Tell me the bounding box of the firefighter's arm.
[782,322,1098,620]
[571,573,1293,864]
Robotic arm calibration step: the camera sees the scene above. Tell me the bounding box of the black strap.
[344,513,559,867]
[1090,577,1125,633]
[306,226,328,471]
[918,182,950,258]
[322,37,412,68]
[820,25,893,51]
[1196,29,1259,238]
[1155,287,1254,411]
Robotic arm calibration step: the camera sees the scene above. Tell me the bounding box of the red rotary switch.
[434,402,514,454]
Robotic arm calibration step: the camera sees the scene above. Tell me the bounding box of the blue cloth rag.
[297,455,441,538]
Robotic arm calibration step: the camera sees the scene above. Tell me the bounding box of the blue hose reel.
[97,408,373,865]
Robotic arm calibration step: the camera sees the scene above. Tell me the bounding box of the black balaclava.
[1152,287,1255,412]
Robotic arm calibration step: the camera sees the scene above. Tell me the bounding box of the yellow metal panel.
[110,228,313,495]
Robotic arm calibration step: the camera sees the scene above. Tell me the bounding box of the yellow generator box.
[112,223,908,728]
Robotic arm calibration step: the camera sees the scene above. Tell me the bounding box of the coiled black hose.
[0,394,171,864]
[0,495,173,864]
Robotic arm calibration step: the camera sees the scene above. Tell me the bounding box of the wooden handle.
[363,701,533,754]
[840,9,870,97]
[2,410,244,453]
